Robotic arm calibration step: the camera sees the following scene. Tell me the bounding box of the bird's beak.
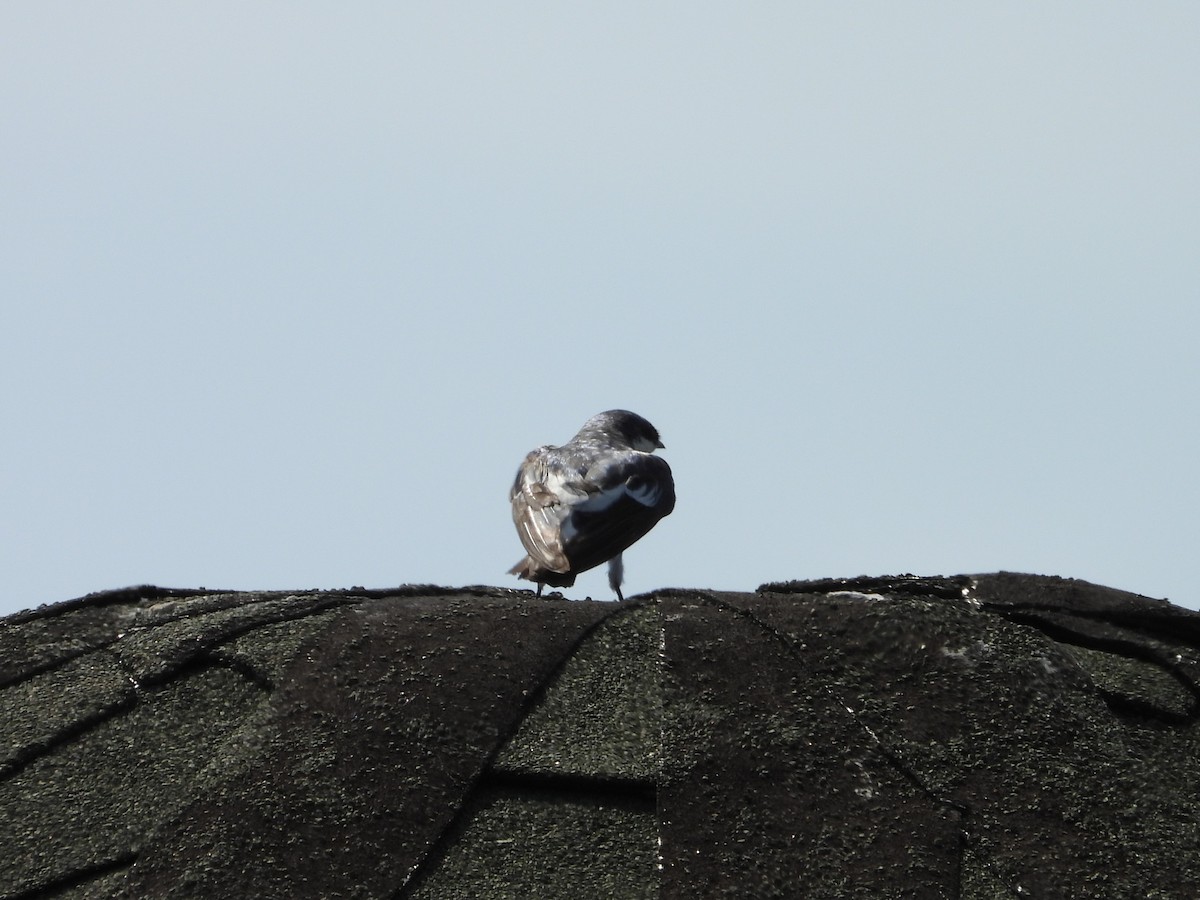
[655,439,665,449]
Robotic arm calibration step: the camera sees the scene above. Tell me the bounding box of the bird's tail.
[509,557,576,588]
[508,557,535,579]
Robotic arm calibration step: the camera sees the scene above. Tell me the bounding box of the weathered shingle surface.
[2,574,1198,899]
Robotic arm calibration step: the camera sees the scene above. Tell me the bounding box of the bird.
[508,409,675,601]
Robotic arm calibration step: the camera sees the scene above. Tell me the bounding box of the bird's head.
[576,409,665,452]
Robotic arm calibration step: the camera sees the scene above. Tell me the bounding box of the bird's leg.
[536,582,544,598]
[608,553,625,602]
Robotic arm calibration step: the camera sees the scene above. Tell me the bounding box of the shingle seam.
[3,584,505,628]
[975,601,1200,645]
[0,587,526,690]
[202,647,278,691]
[662,590,1033,900]
[394,599,647,899]
[1,586,216,626]
[0,639,281,786]
[476,599,656,758]
[0,686,139,785]
[1095,689,1194,726]
[981,608,1200,720]
[0,646,111,692]
[2,850,137,900]
[0,594,358,691]
[656,590,974,814]
[114,595,364,689]
[483,767,656,804]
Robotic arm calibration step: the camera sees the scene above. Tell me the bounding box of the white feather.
[625,478,661,507]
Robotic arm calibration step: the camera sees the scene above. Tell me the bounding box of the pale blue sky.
[3,4,1197,616]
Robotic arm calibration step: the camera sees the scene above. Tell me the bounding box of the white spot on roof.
[826,591,890,602]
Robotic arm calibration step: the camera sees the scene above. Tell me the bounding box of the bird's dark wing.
[557,452,675,577]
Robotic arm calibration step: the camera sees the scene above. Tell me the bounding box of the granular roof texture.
[2,573,1199,899]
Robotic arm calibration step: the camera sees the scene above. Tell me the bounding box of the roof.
[2,573,1198,898]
